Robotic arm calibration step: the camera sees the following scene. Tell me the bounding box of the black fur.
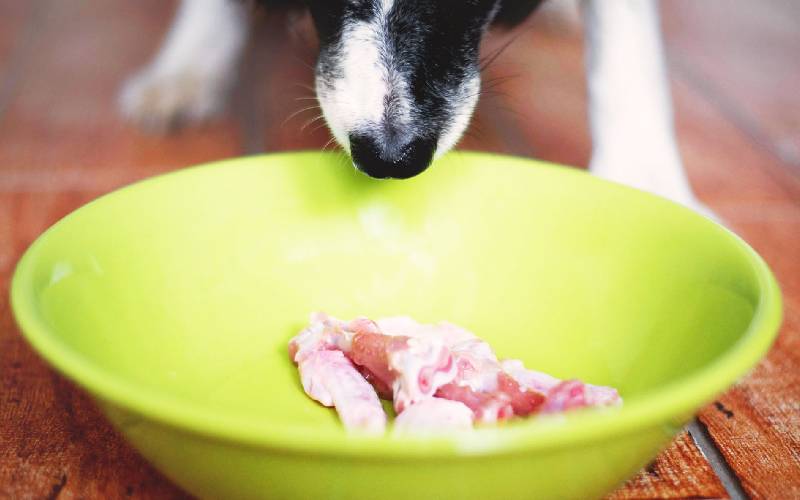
[492,0,545,27]
[255,0,543,178]
[256,1,542,30]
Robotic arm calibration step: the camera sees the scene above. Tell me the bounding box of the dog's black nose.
[349,133,436,179]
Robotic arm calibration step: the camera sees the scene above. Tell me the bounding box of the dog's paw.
[119,68,227,132]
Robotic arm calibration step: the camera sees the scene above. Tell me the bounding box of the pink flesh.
[349,331,456,413]
[355,364,393,400]
[288,313,622,433]
[297,350,386,434]
[541,379,622,412]
[348,331,407,389]
[496,372,547,416]
[288,312,346,363]
[435,373,545,422]
[393,397,474,434]
[501,359,622,412]
[435,382,515,422]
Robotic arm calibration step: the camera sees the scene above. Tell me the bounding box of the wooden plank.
[0,0,244,498]
[607,432,728,500]
[696,206,800,500]
[0,0,242,192]
[0,1,33,87]
[0,192,191,500]
[659,2,800,496]
[662,0,800,172]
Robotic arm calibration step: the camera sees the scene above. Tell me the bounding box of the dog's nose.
[349,133,436,179]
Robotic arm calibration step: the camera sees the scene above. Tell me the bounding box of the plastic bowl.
[11,152,781,499]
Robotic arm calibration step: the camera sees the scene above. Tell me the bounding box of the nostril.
[396,137,436,179]
[349,134,390,178]
[349,133,436,180]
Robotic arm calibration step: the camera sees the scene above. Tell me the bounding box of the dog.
[120,0,712,217]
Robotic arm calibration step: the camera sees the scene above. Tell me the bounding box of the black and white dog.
[120,0,711,216]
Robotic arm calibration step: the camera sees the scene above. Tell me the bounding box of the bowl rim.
[10,151,783,457]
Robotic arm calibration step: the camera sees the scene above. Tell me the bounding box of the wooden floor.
[1,1,798,498]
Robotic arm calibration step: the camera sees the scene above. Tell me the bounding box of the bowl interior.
[16,152,770,441]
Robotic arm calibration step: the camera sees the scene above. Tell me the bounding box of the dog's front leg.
[119,0,250,131]
[582,0,715,219]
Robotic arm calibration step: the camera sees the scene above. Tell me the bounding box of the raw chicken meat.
[501,359,622,413]
[393,398,474,434]
[288,313,622,434]
[297,350,386,434]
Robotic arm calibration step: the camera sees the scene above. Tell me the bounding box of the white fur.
[119,0,249,130]
[582,0,714,218]
[436,75,481,157]
[316,0,412,153]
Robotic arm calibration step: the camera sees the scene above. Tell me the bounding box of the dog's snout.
[349,133,436,180]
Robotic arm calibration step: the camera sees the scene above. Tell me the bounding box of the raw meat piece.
[434,372,545,423]
[297,350,386,434]
[393,398,474,434]
[349,331,457,413]
[501,359,622,412]
[377,317,476,345]
[288,313,622,434]
[289,313,387,433]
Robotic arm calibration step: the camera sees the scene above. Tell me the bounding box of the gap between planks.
[688,419,749,500]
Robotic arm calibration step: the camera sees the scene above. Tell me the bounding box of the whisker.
[479,30,525,73]
[462,128,483,143]
[290,54,317,72]
[281,105,322,127]
[481,73,521,88]
[479,18,539,69]
[300,114,326,132]
[478,90,515,102]
[309,121,332,135]
[494,105,528,121]
[322,136,338,152]
[292,83,317,93]
[467,121,486,137]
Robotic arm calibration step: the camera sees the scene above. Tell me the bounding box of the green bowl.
[11,152,781,499]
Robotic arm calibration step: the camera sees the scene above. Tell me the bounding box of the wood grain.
[0,1,237,497]
[0,0,241,192]
[662,0,800,173]
[696,214,800,500]
[607,433,727,500]
[0,0,33,90]
[0,193,190,500]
